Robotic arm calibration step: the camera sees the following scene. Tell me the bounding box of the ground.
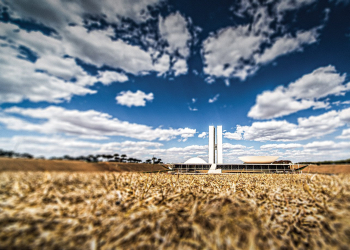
[1,172,350,249]
[0,158,168,172]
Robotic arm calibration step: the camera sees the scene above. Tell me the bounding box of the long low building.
[171,163,300,173]
[171,126,308,174]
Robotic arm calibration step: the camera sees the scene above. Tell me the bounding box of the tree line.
[0,149,163,164]
[297,158,350,165]
[0,149,33,159]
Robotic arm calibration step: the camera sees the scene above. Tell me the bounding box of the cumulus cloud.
[209,94,220,103]
[226,107,350,141]
[198,132,207,138]
[0,22,163,104]
[0,44,96,103]
[116,90,154,107]
[1,134,349,163]
[222,143,247,149]
[0,2,195,104]
[202,0,320,81]
[304,140,350,151]
[158,12,193,76]
[63,26,158,75]
[260,143,303,150]
[337,128,350,139]
[172,58,188,76]
[255,29,318,65]
[224,130,243,140]
[0,135,163,159]
[248,66,350,119]
[275,0,317,15]
[3,0,162,29]
[159,12,191,58]
[0,106,197,141]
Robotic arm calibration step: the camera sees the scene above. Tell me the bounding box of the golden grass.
[1,172,350,249]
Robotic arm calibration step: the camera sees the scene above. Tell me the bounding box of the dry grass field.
[302,164,350,174]
[0,158,168,172]
[1,172,350,249]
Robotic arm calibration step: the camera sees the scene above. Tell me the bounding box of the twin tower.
[208,125,223,164]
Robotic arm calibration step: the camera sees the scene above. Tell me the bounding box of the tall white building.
[208,125,223,164]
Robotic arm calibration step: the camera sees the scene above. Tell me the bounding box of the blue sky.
[0,0,350,163]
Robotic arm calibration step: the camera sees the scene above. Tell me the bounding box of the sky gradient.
[0,0,350,163]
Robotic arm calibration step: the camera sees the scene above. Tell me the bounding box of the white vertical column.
[217,125,223,164]
[208,126,215,164]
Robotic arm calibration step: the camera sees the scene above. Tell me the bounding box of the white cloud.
[3,0,162,29]
[255,29,318,64]
[189,107,198,111]
[227,107,350,141]
[337,128,350,139]
[0,22,168,104]
[1,134,349,163]
[159,12,191,58]
[224,130,244,140]
[0,135,163,159]
[157,11,192,76]
[209,94,220,103]
[97,71,129,85]
[63,26,157,75]
[116,90,154,107]
[198,132,207,138]
[0,42,96,104]
[202,0,320,81]
[222,143,247,149]
[275,0,317,15]
[248,66,350,119]
[192,98,197,103]
[304,140,350,151]
[339,107,350,122]
[0,106,197,141]
[260,143,303,150]
[0,3,197,104]
[202,25,265,80]
[172,58,188,76]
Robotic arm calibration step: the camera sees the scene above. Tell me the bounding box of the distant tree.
[120,154,127,162]
[145,159,151,164]
[7,151,15,158]
[20,153,33,159]
[106,155,113,160]
[63,155,74,161]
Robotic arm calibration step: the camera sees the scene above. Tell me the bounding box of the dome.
[184,157,207,164]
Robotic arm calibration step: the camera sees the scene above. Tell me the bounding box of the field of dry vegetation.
[1,172,350,249]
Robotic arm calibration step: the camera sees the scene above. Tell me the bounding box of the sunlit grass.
[1,172,350,249]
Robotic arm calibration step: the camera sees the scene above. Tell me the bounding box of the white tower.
[208,126,215,164]
[208,125,223,164]
[217,125,223,164]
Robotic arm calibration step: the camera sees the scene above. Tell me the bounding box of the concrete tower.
[208,126,215,164]
[208,125,223,164]
[217,125,223,164]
